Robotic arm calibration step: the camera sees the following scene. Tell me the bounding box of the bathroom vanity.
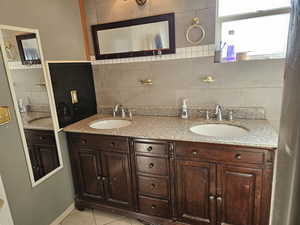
[24,129,59,181]
[64,114,277,225]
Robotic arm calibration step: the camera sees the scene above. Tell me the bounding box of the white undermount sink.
[89,119,132,129]
[190,124,249,138]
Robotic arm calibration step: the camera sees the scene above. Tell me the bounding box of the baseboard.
[49,203,75,225]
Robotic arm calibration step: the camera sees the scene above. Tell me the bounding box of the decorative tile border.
[98,105,266,120]
[92,44,215,65]
[8,61,42,70]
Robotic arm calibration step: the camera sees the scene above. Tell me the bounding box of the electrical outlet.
[0,106,11,125]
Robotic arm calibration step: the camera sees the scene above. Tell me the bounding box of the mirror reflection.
[98,21,170,54]
[1,28,61,183]
[92,13,175,59]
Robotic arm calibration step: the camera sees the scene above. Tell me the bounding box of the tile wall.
[85,0,285,129]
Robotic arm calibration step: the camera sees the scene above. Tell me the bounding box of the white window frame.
[216,2,291,60]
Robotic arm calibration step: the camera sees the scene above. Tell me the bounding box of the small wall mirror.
[16,33,41,65]
[92,13,176,60]
[0,26,63,187]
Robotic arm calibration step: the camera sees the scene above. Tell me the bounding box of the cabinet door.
[176,160,217,225]
[35,145,59,176]
[102,151,133,209]
[76,149,105,200]
[28,146,42,181]
[217,165,263,225]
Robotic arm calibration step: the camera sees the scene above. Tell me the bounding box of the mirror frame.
[16,33,41,65]
[0,25,64,187]
[92,13,176,60]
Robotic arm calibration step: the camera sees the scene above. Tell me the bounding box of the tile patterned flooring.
[60,209,144,225]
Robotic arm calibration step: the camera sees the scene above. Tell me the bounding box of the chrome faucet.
[113,104,132,120]
[215,104,223,121]
[113,104,123,117]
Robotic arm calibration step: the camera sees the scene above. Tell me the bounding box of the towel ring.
[186,17,206,45]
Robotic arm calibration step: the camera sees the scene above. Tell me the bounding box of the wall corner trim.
[49,203,75,225]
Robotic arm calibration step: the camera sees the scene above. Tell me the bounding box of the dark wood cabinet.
[176,160,216,225]
[68,134,133,210]
[102,151,133,208]
[66,133,275,225]
[76,149,105,200]
[25,129,59,181]
[217,165,263,225]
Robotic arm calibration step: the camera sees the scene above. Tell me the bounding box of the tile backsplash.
[85,0,285,129]
[11,68,50,111]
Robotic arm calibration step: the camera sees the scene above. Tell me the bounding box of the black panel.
[49,63,97,128]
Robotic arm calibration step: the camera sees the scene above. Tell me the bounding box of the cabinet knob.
[235,154,242,160]
[81,139,87,144]
[97,176,101,180]
[192,151,198,155]
[110,142,116,147]
[209,195,215,200]
[102,177,106,181]
[148,163,154,168]
[151,205,156,209]
[150,183,156,189]
[147,146,153,152]
[39,136,45,140]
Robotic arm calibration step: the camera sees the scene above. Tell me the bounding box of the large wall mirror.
[92,13,176,60]
[0,25,63,187]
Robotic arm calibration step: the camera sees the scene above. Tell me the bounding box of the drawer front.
[25,130,55,146]
[136,156,168,176]
[139,196,170,218]
[138,176,169,199]
[69,133,129,152]
[176,142,265,164]
[135,141,168,155]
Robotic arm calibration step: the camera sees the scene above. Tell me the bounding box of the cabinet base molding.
[75,199,174,225]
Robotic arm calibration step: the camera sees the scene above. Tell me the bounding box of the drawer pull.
[151,204,157,209]
[150,183,156,189]
[147,146,153,152]
[110,142,116,147]
[192,151,198,155]
[148,163,154,168]
[235,154,242,160]
[81,139,87,144]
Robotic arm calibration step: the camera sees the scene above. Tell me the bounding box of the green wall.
[0,0,85,225]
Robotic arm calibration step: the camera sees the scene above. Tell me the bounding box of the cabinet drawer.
[135,141,168,155]
[138,176,169,199]
[136,156,168,176]
[69,133,129,152]
[176,142,265,164]
[25,129,55,146]
[139,196,170,218]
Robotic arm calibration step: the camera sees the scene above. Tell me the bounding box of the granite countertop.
[63,114,278,149]
[21,112,54,131]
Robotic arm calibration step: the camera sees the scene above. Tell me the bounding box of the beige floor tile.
[93,210,125,225]
[130,219,144,225]
[61,209,95,225]
[106,217,144,225]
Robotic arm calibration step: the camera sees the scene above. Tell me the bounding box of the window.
[217,0,291,60]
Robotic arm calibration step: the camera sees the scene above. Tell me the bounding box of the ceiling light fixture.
[136,0,147,6]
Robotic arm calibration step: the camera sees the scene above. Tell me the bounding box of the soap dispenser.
[181,99,188,119]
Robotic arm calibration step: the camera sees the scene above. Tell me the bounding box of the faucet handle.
[228,110,233,121]
[198,110,210,120]
[128,111,133,121]
[121,107,126,118]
